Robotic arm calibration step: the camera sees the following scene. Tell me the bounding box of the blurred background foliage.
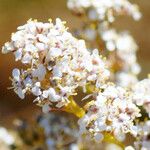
[0,0,150,126]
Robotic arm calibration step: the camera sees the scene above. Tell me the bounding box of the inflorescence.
[2,0,150,149]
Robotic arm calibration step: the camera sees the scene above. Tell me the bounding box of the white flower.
[37,34,49,44]
[14,48,22,61]
[49,47,62,58]
[12,68,20,81]
[17,88,25,99]
[42,104,50,113]
[2,42,14,54]
[32,64,46,81]
[25,44,37,52]
[52,65,63,78]
[32,82,42,96]
[103,85,119,98]
[47,88,61,102]
[22,53,32,64]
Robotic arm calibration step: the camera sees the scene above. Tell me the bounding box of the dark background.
[0,0,149,126]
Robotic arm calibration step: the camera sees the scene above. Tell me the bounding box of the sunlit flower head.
[2,18,110,111]
[78,83,141,142]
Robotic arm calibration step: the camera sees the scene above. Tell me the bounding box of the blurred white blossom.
[67,0,141,22]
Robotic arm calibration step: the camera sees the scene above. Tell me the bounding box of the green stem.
[63,97,85,118]
[103,132,125,149]
[63,97,125,149]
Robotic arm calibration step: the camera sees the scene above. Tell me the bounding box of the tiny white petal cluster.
[132,78,150,117]
[134,121,150,150]
[67,0,141,22]
[2,18,109,110]
[78,84,140,141]
[1,1,150,149]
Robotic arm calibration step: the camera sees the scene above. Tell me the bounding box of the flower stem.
[63,97,85,118]
[103,132,125,149]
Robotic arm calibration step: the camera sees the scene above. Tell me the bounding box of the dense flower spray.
[1,0,150,150]
[2,18,109,114]
[1,18,142,149]
[67,0,150,149]
[78,83,140,142]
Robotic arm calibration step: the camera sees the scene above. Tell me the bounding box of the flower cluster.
[1,113,114,150]
[2,0,150,149]
[132,78,150,117]
[123,121,150,150]
[101,29,140,87]
[72,25,140,88]
[2,18,109,111]
[67,0,141,89]
[2,17,145,149]
[78,83,141,142]
[67,0,141,22]
[134,121,150,150]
